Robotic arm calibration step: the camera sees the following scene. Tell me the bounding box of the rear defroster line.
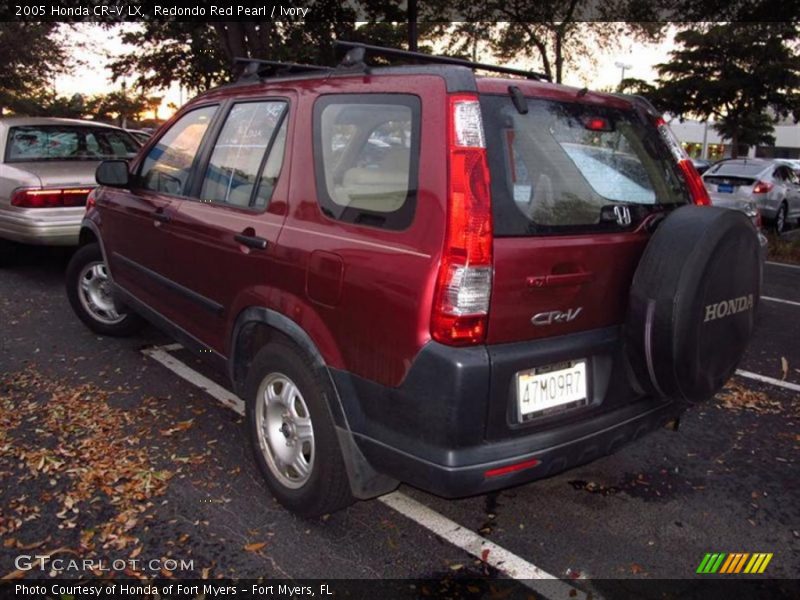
[140,344,592,600]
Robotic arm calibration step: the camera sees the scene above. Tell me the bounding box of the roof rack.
[234,57,333,81]
[335,41,550,82]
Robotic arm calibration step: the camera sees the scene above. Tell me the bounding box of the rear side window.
[199,101,288,209]
[481,95,689,236]
[313,94,420,230]
[139,106,217,196]
[5,126,139,162]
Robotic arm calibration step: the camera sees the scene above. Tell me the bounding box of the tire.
[244,341,354,517]
[65,243,145,336]
[625,206,761,403]
[775,202,788,234]
[0,239,17,267]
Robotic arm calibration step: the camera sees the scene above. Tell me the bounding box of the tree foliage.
[424,1,665,83]
[644,23,800,156]
[0,23,72,114]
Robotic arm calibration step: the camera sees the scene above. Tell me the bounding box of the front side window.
[199,101,288,209]
[313,94,420,230]
[139,106,217,196]
[482,95,690,236]
[5,126,139,162]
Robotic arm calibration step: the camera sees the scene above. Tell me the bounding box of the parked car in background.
[126,129,153,145]
[708,191,768,262]
[0,117,140,262]
[702,158,800,233]
[691,158,712,174]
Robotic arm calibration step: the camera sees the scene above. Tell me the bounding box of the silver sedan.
[703,158,800,233]
[0,117,140,258]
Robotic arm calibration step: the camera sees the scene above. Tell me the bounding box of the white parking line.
[766,261,800,271]
[762,296,800,308]
[141,344,589,600]
[736,370,800,393]
[141,346,245,415]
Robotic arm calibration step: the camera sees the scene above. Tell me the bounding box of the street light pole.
[615,61,632,84]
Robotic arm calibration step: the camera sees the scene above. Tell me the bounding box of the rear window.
[481,95,690,236]
[5,125,139,162]
[706,162,767,177]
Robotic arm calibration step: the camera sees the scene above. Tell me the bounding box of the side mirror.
[96,160,130,188]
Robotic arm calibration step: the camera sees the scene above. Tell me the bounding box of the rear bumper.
[331,331,681,498]
[0,206,83,245]
[353,398,676,497]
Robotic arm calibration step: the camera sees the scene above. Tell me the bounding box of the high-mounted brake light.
[654,117,711,206]
[431,95,493,346]
[11,187,93,209]
[752,181,773,194]
[583,116,612,132]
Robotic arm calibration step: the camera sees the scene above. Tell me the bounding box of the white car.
[0,117,140,262]
[703,158,800,233]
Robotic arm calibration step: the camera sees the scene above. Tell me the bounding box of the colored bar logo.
[697,553,773,574]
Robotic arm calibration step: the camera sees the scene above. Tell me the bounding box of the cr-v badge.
[531,307,583,326]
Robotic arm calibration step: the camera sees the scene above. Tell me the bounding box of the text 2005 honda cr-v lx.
[66,43,761,516]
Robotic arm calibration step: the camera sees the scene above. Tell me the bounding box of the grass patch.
[766,232,800,265]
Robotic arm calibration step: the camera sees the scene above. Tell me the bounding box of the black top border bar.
[3,0,799,22]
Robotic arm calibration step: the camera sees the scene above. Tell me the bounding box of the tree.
[425,1,665,83]
[646,23,800,157]
[109,1,417,96]
[0,23,72,115]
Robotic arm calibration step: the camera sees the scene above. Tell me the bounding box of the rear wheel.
[775,202,788,234]
[66,243,145,336]
[0,239,17,267]
[245,341,354,517]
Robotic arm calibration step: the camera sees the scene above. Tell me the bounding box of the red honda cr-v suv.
[66,43,761,516]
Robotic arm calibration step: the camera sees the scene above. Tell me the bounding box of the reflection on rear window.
[482,95,689,236]
[6,126,139,162]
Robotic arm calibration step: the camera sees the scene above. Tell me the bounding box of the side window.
[139,106,217,196]
[200,101,288,208]
[313,94,420,230]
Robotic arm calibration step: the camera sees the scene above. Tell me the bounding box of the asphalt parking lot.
[0,249,798,597]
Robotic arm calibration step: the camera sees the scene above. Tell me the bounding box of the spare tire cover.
[626,205,761,402]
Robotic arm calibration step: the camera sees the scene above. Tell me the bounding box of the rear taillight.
[11,187,92,208]
[752,181,773,194]
[86,189,97,211]
[431,95,493,346]
[654,118,711,206]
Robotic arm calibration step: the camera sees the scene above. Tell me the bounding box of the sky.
[54,23,677,119]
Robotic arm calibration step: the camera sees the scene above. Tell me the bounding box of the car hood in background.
[7,160,103,188]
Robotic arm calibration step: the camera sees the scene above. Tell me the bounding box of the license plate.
[717,183,734,193]
[517,360,587,420]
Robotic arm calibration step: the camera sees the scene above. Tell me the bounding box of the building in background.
[669,118,800,161]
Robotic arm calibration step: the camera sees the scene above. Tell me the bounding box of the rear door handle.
[153,210,171,223]
[235,233,268,250]
[527,271,594,289]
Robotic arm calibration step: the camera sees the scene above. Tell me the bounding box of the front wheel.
[245,341,354,517]
[66,243,145,336]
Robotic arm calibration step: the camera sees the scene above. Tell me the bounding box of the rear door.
[164,97,292,354]
[480,93,690,346]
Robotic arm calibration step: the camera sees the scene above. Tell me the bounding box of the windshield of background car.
[481,95,690,236]
[5,126,140,162]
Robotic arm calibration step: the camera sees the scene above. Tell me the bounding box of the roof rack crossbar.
[334,41,550,82]
[234,57,334,80]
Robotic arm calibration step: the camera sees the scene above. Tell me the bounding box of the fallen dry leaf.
[630,563,645,574]
[244,542,267,553]
[781,357,789,380]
